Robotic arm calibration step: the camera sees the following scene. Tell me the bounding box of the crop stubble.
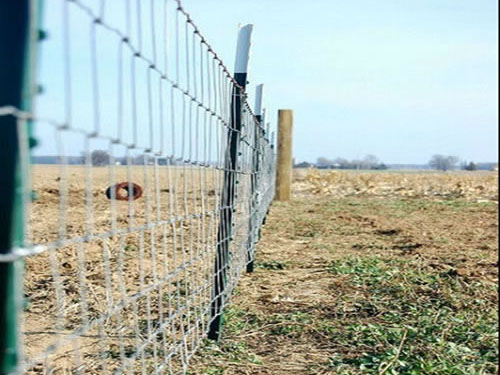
[24,164,253,374]
[23,167,498,374]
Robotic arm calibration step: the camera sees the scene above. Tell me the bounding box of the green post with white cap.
[0,1,42,373]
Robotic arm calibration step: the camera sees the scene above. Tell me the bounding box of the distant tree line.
[36,150,182,167]
[31,151,498,172]
[461,161,478,171]
[427,154,493,172]
[296,155,388,170]
[89,151,178,166]
[428,154,459,171]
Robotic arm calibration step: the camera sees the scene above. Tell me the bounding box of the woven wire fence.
[0,0,275,374]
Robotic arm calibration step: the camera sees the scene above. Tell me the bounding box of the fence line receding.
[0,0,275,374]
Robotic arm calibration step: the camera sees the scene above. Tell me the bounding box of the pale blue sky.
[36,0,498,164]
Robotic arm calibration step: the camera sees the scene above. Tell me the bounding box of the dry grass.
[29,164,223,244]
[294,169,498,202]
[186,170,498,375]
[23,164,252,374]
[22,168,498,374]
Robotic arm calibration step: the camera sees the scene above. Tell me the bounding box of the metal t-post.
[246,84,264,273]
[0,1,41,373]
[208,24,253,341]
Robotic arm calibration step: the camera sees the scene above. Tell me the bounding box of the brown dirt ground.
[23,168,498,374]
[186,170,498,375]
[24,165,239,374]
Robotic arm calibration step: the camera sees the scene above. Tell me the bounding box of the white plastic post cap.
[255,84,264,116]
[234,24,253,74]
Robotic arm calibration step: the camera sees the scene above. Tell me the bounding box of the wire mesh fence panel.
[0,1,275,374]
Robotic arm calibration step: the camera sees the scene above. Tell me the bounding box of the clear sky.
[36,0,498,164]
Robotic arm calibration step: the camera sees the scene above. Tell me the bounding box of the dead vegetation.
[186,170,498,375]
[23,165,245,374]
[294,169,498,202]
[23,168,498,374]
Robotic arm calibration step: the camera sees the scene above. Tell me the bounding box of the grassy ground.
[188,193,498,374]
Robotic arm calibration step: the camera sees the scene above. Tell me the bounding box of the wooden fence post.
[275,109,293,201]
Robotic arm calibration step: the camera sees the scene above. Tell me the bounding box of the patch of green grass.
[325,256,498,374]
[436,199,497,209]
[187,194,497,374]
[224,307,315,339]
[327,257,394,286]
[224,306,261,333]
[256,260,288,270]
[124,244,137,252]
[267,311,314,336]
[200,366,223,375]
[186,307,264,374]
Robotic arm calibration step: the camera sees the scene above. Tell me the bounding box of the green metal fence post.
[0,1,40,373]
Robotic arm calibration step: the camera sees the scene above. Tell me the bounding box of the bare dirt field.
[22,167,498,374]
[186,169,498,375]
[24,164,240,373]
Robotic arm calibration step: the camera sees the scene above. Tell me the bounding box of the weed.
[267,311,313,336]
[186,190,498,375]
[256,260,288,270]
[325,256,498,374]
[124,244,137,252]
